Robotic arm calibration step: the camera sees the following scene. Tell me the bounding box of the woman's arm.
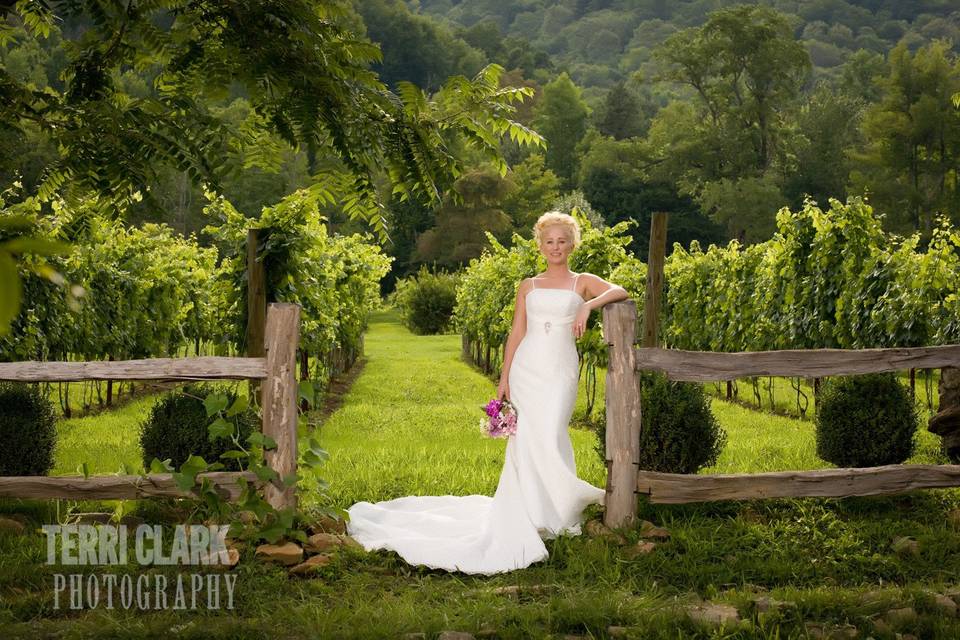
[582,273,630,310]
[497,279,531,398]
[572,274,630,339]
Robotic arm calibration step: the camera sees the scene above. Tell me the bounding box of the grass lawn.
[702,368,941,422]
[2,306,960,638]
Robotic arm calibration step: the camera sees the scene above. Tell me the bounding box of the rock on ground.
[686,602,741,627]
[289,553,333,577]
[254,541,303,566]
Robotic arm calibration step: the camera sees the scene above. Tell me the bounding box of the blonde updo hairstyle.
[533,211,581,250]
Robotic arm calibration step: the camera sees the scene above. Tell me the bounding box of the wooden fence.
[0,303,301,511]
[600,311,960,526]
[600,212,960,529]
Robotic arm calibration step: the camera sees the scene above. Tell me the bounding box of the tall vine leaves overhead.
[2,0,543,238]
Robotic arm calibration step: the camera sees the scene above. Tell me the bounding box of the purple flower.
[481,397,518,438]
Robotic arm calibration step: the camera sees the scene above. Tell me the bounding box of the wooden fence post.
[930,366,960,461]
[247,228,267,404]
[643,212,668,349]
[602,300,641,529]
[262,303,300,511]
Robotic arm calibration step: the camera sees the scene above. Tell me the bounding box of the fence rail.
[0,472,260,501]
[0,356,269,382]
[634,344,960,382]
[636,465,960,503]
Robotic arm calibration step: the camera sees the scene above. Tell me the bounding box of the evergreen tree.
[413,168,514,269]
[596,81,645,140]
[533,72,590,189]
[850,40,960,238]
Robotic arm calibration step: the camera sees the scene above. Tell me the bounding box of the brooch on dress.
[544,321,552,334]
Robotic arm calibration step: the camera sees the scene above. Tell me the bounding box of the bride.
[346,211,630,575]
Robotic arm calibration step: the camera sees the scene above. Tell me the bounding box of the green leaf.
[0,216,35,231]
[173,472,196,492]
[251,463,279,483]
[149,458,174,473]
[208,416,234,441]
[225,394,248,417]
[247,431,278,450]
[308,438,328,461]
[0,237,72,256]
[78,462,90,479]
[302,449,323,466]
[180,454,209,479]
[290,529,307,543]
[204,393,229,417]
[297,380,314,405]
[257,520,287,544]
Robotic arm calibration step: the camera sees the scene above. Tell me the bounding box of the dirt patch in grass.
[311,356,368,427]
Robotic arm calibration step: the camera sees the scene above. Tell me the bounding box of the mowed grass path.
[310,306,606,509]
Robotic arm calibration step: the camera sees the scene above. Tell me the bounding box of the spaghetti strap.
[570,273,580,290]
[531,277,536,290]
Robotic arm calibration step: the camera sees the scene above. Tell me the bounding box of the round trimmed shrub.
[595,371,726,474]
[815,372,918,467]
[0,382,57,475]
[393,266,459,335]
[140,383,258,471]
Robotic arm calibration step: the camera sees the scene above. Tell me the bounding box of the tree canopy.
[0,0,545,332]
[0,1,543,235]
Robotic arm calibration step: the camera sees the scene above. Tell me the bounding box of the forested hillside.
[408,0,960,99]
[381,0,960,261]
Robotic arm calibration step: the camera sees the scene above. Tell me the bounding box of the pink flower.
[480,397,518,439]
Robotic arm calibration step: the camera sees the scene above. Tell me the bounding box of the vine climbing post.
[262,302,300,512]
[643,212,668,349]
[247,228,266,404]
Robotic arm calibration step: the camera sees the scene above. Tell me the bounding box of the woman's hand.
[497,378,510,402]
[572,305,591,339]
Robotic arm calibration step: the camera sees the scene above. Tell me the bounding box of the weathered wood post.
[643,212,668,349]
[602,211,668,529]
[262,303,300,511]
[930,367,960,461]
[247,229,267,404]
[602,300,641,529]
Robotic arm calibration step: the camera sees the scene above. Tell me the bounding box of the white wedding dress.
[345,273,606,575]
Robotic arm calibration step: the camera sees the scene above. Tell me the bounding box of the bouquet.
[479,398,518,438]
